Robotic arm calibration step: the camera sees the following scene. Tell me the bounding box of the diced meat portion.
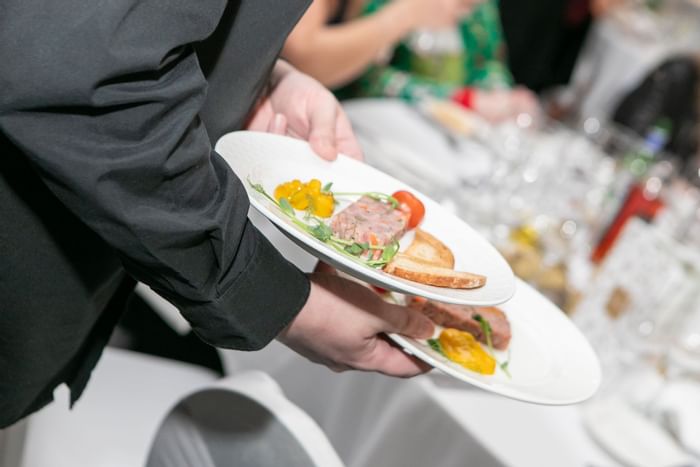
[409,298,511,350]
[330,196,409,248]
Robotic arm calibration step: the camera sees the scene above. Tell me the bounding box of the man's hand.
[278,273,435,377]
[247,61,363,161]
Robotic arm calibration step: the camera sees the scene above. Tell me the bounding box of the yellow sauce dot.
[439,328,496,375]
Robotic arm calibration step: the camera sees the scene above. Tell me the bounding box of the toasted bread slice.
[384,254,486,289]
[404,229,455,269]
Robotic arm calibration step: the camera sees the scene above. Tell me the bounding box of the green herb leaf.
[322,182,333,193]
[248,181,266,194]
[427,338,444,356]
[309,222,333,242]
[278,198,295,217]
[344,243,365,256]
[499,361,511,379]
[364,192,398,208]
[499,349,512,379]
[332,191,398,209]
[474,313,512,379]
[473,314,494,355]
[381,240,400,263]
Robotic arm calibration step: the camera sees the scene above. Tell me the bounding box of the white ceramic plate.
[216,131,515,306]
[389,278,602,405]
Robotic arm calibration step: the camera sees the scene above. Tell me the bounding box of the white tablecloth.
[220,342,617,467]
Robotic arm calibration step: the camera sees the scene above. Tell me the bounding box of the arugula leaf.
[499,361,512,378]
[499,349,512,378]
[363,192,399,209]
[473,314,494,355]
[381,240,400,263]
[332,191,398,209]
[278,198,295,217]
[474,314,512,379]
[344,243,365,256]
[309,222,333,242]
[248,181,265,194]
[427,338,444,356]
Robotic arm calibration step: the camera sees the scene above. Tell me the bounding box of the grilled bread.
[385,254,486,289]
[404,229,455,269]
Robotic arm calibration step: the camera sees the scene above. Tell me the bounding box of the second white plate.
[389,278,602,405]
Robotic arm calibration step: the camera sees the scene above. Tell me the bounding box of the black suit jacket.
[0,0,310,427]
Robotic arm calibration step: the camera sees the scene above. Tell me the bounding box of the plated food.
[386,293,513,377]
[217,132,598,403]
[216,130,516,306]
[384,233,510,377]
[249,177,487,289]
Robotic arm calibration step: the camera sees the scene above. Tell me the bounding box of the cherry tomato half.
[392,190,425,229]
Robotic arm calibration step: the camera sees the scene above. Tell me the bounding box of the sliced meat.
[409,298,511,350]
[330,196,409,256]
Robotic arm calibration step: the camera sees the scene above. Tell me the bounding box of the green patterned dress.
[338,0,513,102]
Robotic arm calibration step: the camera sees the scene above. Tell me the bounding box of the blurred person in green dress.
[282,0,479,89]
[343,0,540,122]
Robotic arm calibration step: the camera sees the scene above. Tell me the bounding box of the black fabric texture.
[0,0,311,427]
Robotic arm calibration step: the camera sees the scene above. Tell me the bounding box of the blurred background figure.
[282,0,473,89]
[612,54,700,174]
[283,0,540,123]
[499,0,623,95]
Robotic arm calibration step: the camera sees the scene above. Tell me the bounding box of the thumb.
[372,302,435,339]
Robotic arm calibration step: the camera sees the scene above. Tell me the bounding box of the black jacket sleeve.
[0,0,309,350]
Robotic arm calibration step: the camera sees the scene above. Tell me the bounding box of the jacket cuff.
[182,224,310,351]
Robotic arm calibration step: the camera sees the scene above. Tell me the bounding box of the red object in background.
[591,183,665,263]
[452,87,476,110]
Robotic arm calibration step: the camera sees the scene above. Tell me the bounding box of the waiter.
[0,0,433,428]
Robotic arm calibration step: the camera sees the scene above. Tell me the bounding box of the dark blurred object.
[499,0,592,93]
[612,56,700,170]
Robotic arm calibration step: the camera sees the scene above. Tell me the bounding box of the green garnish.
[248,179,400,269]
[308,222,333,242]
[278,198,295,217]
[499,351,512,378]
[381,240,400,263]
[332,191,399,209]
[474,314,494,353]
[344,242,366,256]
[474,314,512,379]
[322,181,333,193]
[427,338,445,356]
